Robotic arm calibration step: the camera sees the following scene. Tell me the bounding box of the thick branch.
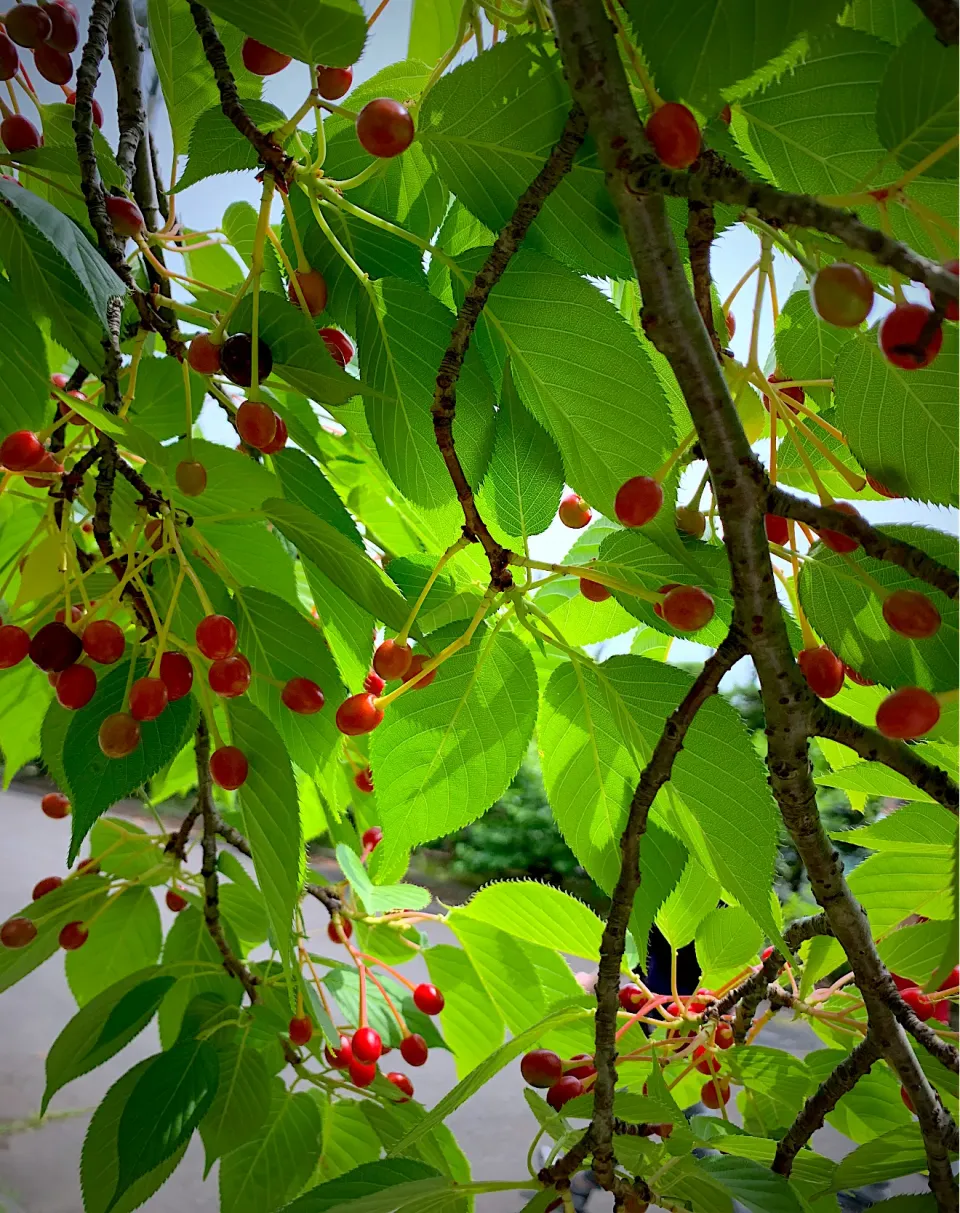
[774,1035,882,1176]
[685,200,720,357]
[107,0,146,189]
[432,105,588,589]
[912,0,959,44]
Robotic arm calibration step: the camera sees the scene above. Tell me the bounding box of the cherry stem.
[364,966,408,1036]
[396,536,470,645]
[275,91,319,143]
[314,98,359,121]
[511,554,662,604]
[279,189,309,272]
[721,258,760,315]
[247,176,276,402]
[654,427,697,484]
[266,226,312,319]
[211,270,253,342]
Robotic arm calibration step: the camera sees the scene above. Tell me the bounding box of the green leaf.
[879,919,957,987]
[409,0,460,63]
[230,698,303,972]
[0,875,109,996]
[657,858,722,951]
[63,660,199,864]
[159,437,278,520]
[265,497,410,631]
[629,0,845,111]
[369,624,538,879]
[805,1047,913,1143]
[0,659,52,786]
[817,759,941,803]
[125,355,209,441]
[112,1039,219,1209]
[834,326,958,504]
[830,800,957,851]
[847,847,955,933]
[877,25,958,181]
[335,843,431,913]
[285,1160,443,1213]
[358,278,494,507]
[274,448,363,549]
[199,1026,272,1172]
[726,1045,813,1128]
[454,880,604,961]
[698,1155,808,1213]
[695,905,762,982]
[158,908,242,1047]
[323,964,445,1050]
[631,822,689,970]
[65,887,163,1007]
[841,0,924,43]
[220,200,284,296]
[774,289,857,396]
[315,1100,383,1181]
[424,944,505,1078]
[419,36,631,278]
[200,0,366,69]
[218,852,271,946]
[797,524,957,692]
[830,1124,932,1190]
[0,273,49,431]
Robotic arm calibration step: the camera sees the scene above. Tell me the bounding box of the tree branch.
[107,0,146,189]
[685,200,720,357]
[911,0,959,44]
[432,105,587,589]
[165,805,200,861]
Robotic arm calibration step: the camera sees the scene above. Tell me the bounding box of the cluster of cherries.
[0,1,82,154]
[0,365,94,483]
[240,36,415,160]
[332,637,436,740]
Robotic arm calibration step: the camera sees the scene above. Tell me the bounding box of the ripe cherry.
[724,310,735,339]
[175,460,207,497]
[386,1071,413,1101]
[55,604,84,625]
[349,1058,377,1087]
[901,986,935,1021]
[32,875,62,899]
[326,917,352,944]
[879,303,943,370]
[289,1016,313,1046]
[363,670,385,695]
[5,5,51,47]
[901,1085,915,1114]
[77,856,100,876]
[241,37,291,76]
[694,1046,721,1075]
[165,889,187,912]
[43,2,79,52]
[316,64,352,100]
[882,589,941,639]
[811,263,874,328]
[876,686,940,740]
[281,676,325,714]
[236,400,277,450]
[324,1034,352,1068]
[763,372,804,414]
[144,519,164,552]
[362,825,383,850]
[288,268,327,316]
[24,451,63,488]
[579,578,611,603]
[56,663,96,709]
[105,195,145,239]
[816,502,861,554]
[355,767,374,793]
[66,90,103,127]
[413,983,444,1015]
[159,651,193,701]
[208,656,251,699]
[701,1079,731,1109]
[660,585,715,632]
[210,745,249,790]
[619,984,644,1012]
[352,1026,382,1064]
[59,920,88,950]
[547,1075,584,1110]
[99,712,141,758]
[320,327,353,368]
[0,624,30,668]
[30,621,82,672]
[931,259,958,322]
[764,514,789,546]
[521,1049,563,1089]
[356,98,415,158]
[653,583,680,620]
[714,1022,735,1050]
[33,43,72,84]
[567,1054,596,1081]
[129,676,168,721]
[1,916,37,947]
[196,614,237,660]
[399,1033,428,1067]
[0,113,40,152]
[0,31,18,79]
[402,652,436,689]
[645,102,700,169]
[187,333,222,375]
[0,429,43,470]
[559,493,591,529]
[82,619,124,664]
[373,639,412,681]
[336,692,384,736]
[798,646,845,699]
[615,476,663,527]
[41,791,70,818]
[843,664,875,687]
[675,505,706,538]
[260,414,287,456]
[220,333,273,387]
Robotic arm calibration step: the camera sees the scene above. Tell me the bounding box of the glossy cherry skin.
[373,638,412,681]
[797,646,845,699]
[236,400,277,450]
[165,890,187,912]
[220,333,273,387]
[326,917,352,944]
[362,825,383,850]
[187,333,222,375]
[882,589,941,639]
[241,37,291,76]
[32,875,62,900]
[4,5,51,48]
[714,1023,735,1050]
[0,429,44,470]
[0,31,18,79]
[0,625,30,668]
[355,767,374,794]
[619,984,644,1011]
[43,2,79,52]
[843,664,875,687]
[59,920,88,950]
[289,1016,313,1045]
[210,746,249,790]
[98,712,141,758]
[281,677,325,714]
[56,663,96,709]
[196,615,237,660]
[614,476,663,527]
[580,578,611,603]
[901,987,935,1021]
[30,622,82,672]
[816,502,861,554]
[176,460,207,497]
[335,693,384,736]
[660,585,715,632]
[363,670,385,696]
[129,676,168,721]
[288,268,327,316]
[320,327,353,368]
[399,1033,428,1067]
[645,102,700,169]
[356,98,415,158]
[547,1075,584,1110]
[810,263,874,328]
[207,656,250,699]
[701,1079,731,1109]
[348,1058,377,1088]
[33,43,72,84]
[82,619,124,664]
[694,1046,721,1075]
[413,983,444,1015]
[0,114,40,152]
[324,1034,353,1068]
[878,303,943,370]
[105,195,145,239]
[259,415,287,456]
[159,651,193,701]
[521,1049,563,1088]
[41,791,70,818]
[24,451,63,488]
[875,687,940,740]
[316,64,352,100]
[401,653,436,689]
[764,372,804,414]
[386,1071,413,1101]
[352,1026,383,1064]
[558,493,591,529]
[764,514,789,546]
[1,916,37,947]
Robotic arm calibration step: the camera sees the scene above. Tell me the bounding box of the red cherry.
[413,983,444,1015]
[660,585,715,632]
[879,303,943,370]
[355,767,374,793]
[30,621,82,672]
[724,310,735,338]
[939,966,959,991]
[619,984,644,1012]
[810,263,874,328]
[324,1033,353,1068]
[816,502,861,554]
[1,429,44,470]
[316,64,352,100]
[566,1054,596,1081]
[82,619,124,664]
[56,663,96,709]
[259,415,288,456]
[221,333,273,387]
[901,1085,915,1114]
[320,327,353,368]
[614,476,663,527]
[701,1079,731,1109]
[0,113,40,152]
[281,676,324,714]
[105,195,145,239]
[144,519,164,552]
[694,1046,721,1075]
[40,0,78,50]
[175,460,207,497]
[876,687,940,740]
[843,664,875,687]
[901,986,935,1021]
[159,651,193,701]
[520,1049,563,1088]
[373,638,412,681]
[129,676,168,721]
[24,451,63,488]
[236,400,277,450]
[931,259,959,322]
[653,583,680,619]
[559,493,592,529]
[241,37,291,76]
[798,646,845,699]
[363,670,385,696]
[196,614,237,660]
[547,1075,584,1110]
[210,745,249,790]
[33,43,72,84]
[77,856,100,876]
[763,372,805,414]
[55,604,84,626]
[352,1026,382,1064]
[165,889,187,912]
[362,825,383,850]
[882,589,941,639]
[66,91,103,127]
[187,333,222,375]
[401,653,436,689]
[0,31,18,79]
[675,505,706,538]
[645,102,700,169]
[764,514,789,546]
[98,712,141,758]
[0,624,30,668]
[326,916,352,944]
[32,875,62,899]
[59,920,88,950]
[208,656,251,699]
[288,268,327,316]
[356,98,415,158]
[41,791,70,818]
[5,5,51,48]
[399,1033,428,1067]
[386,1071,413,1101]
[865,473,900,499]
[1,916,37,947]
[719,104,732,125]
[336,692,384,736]
[715,1023,735,1050]
[289,1016,313,1046]
[348,1058,377,1087]
[580,578,611,603]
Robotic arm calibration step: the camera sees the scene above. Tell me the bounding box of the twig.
[148,132,170,223]
[107,0,146,189]
[116,458,167,513]
[432,105,588,589]
[911,0,959,45]
[686,200,720,357]
[165,805,200,860]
